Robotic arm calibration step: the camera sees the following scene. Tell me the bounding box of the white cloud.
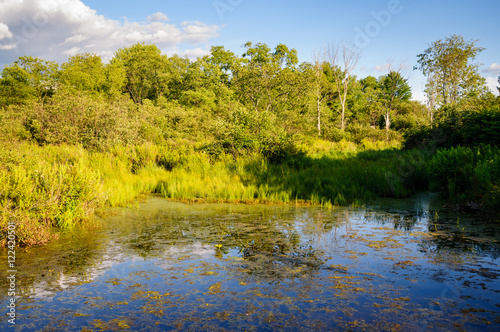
[0,43,16,50]
[0,0,220,65]
[483,63,500,75]
[147,12,169,22]
[0,23,12,40]
[485,76,499,96]
[165,47,210,60]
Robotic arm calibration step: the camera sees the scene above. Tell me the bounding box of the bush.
[403,106,500,150]
[427,145,500,210]
[0,143,106,232]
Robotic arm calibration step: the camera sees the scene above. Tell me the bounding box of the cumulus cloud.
[0,23,12,40]
[147,12,169,22]
[0,0,220,65]
[483,63,500,75]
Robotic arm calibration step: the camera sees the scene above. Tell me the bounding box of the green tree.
[359,75,383,127]
[114,43,170,104]
[0,56,58,104]
[233,42,300,114]
[379,70,412,138]
[58,53,126,101]
[59,53,106,94]
[205,45,238,86]
[0,65,34,106]
[415,34,487,108]
[309,52,331,136]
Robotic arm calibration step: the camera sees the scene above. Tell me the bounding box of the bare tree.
[324,43,361,131]
[312,50,325,136]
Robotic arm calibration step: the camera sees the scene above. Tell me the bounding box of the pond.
[1,193,499,331]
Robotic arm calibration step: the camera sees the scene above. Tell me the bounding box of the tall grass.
[6,138,496,248]
[157,146,426,206]
[0,143,170,246]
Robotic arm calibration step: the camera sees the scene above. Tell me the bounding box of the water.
[1,193,499,331]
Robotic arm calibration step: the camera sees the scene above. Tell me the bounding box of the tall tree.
[379,67,412,139]
[312,51,327,135]
[58,53,125,100]
[359,75,383,127]
[233,42,299,113]
[114,43,170,104]
[59,53,106,94]
[415,34,487,108]
[323,43,361,131]
[0,56,58,104]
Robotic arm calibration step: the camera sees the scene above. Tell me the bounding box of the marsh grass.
[1,139,456,247]
[156,145,426,207]
[0,143,170,246]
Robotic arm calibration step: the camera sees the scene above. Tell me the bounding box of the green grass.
[0,143,170,246]
[156,145,427,206]
[3,138,497,247]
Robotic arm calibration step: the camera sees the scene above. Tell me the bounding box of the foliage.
[416,34,488,108]
[114,43,170,104]
[426,145,500,216]
[59,53,126,100]
[403,105,500,149]
[1,37,499,246]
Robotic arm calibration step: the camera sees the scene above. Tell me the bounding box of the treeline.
[1,37,499,247]
[0,42,434,151]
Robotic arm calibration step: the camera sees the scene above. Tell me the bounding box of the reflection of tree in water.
[419,215,500,260]
[235,223,324,280]
[362,210,422,231]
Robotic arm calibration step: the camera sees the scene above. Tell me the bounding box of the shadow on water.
[1,193,499,331]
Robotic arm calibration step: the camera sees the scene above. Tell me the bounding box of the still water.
[1,193,499,331]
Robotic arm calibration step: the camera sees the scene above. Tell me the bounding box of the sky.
[0,0,499,102]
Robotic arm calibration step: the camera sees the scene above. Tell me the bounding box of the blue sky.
[1,0,499,101]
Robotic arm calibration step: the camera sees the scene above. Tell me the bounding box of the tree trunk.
[317,96,321,135]
[384,111,390,141]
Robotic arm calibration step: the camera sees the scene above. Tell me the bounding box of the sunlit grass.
[0,139,435,247]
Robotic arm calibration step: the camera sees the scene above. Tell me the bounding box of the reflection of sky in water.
[1,195,499,331]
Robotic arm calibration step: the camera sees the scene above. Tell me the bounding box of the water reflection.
[1,194,499,331]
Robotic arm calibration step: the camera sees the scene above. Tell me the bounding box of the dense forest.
[1,34,499,246]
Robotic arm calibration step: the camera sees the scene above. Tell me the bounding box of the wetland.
[1,193,499,331]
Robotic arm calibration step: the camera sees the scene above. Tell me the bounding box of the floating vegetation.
[1,195,499,331]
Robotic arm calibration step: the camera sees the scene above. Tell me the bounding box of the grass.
[157,145,427,206]
[0,143,169,246]
[2,138,497,247]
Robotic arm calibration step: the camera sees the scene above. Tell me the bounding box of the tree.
[233,42,300,114]
[204,45,238,86]
[0,64,34,106]
[359,75,383,127]
[58,53,125,100]
[0,56,58,104]
[323,43,361,131]
[415,34,487,108]
[379,67,412,139]
[311,51,327,135]
[60,53,106,94]
[113,43,170,104]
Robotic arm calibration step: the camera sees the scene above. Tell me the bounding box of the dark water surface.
[1,193,499,331]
